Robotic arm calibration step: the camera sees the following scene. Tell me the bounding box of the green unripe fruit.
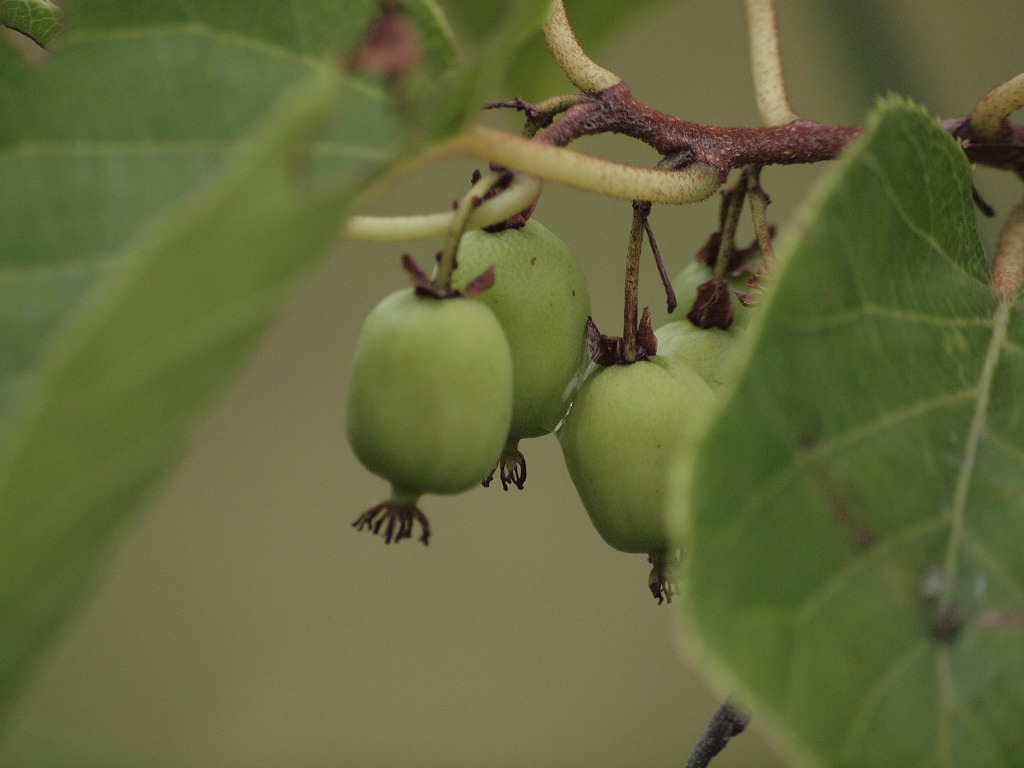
[452,220,591,440]
[347,289,513,493]
[655,320,741,389]
[558,359,715,561]
[673,259,754,329]
[346,289,514,542]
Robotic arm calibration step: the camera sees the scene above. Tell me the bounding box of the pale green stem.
[743,0,799,125]
[342,173,541,242]
[969,72,1024,143]
[991,195,1024,300]
[747,165,776,270]
[458,126,723,205]
[341,126,724,242]
[715,170,750,278]
[432,170,505,291]
[544,0,622,93]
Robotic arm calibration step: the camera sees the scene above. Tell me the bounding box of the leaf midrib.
[937,299,1010,607]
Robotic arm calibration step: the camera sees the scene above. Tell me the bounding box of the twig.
[685,699,749,768]
[535,82,862,169]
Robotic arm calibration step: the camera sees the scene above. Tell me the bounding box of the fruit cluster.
[345,216,750,602]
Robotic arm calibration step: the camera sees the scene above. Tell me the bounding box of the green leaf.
[0,0,542,726]
[0,2,450,425]
[0,67,368,727]
[0,0,61,46]
[415,0,552,135]
[671,99,1024,767]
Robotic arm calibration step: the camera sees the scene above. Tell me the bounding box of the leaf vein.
[741,388,976,530]
[937,301,1011,608]
[793,516,946,628]
[841,639,931,761]
[861,153,986,289]
[962,531,1024,608]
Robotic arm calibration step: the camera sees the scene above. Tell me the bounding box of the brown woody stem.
[525,82,1024,179]
[535,82,861,170]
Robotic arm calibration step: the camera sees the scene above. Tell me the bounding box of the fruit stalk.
[747,165,776,272]
[713,170,750,280]
[432,170,506,293]
[622,202,648,363]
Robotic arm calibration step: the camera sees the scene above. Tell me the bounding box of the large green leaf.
[0,0,548,727]
[0,0,60,45]
[671,99,1024,766]
[0,66,371,727]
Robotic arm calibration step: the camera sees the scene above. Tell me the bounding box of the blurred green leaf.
[0,66,370,729]
[0,0,551,726]
[672,99,1024,766]
[0,0,61,46]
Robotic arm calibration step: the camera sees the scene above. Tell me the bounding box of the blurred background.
[1,1,1020,765]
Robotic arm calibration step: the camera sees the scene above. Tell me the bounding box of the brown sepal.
[484,203,536,232]
[687,278,734,330]
[636,307,658,359]
[401,253,442,296]
[460,265,496,297]
[694,231,722,269]
[401,254,494,299]
[585,313,657,365]
[734,289,759,308]
[586,317,623,366]
[695,226,776,277]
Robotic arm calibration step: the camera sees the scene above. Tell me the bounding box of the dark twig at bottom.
[685,698,749,768]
